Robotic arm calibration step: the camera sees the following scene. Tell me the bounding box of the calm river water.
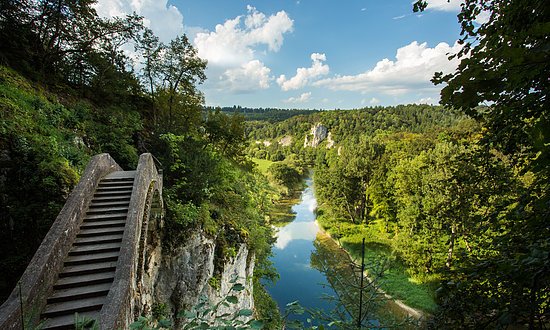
[264,177,338,322]
[264,176,416,327]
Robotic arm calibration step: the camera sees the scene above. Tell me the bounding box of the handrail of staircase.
[0,154,122,329]
[99,153,163,329]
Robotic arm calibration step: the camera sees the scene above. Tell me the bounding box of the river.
[264,176,418,327]
[264,177,338,322]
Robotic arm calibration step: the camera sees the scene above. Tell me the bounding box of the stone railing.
[99,153,163,329]
[0,154,122,329]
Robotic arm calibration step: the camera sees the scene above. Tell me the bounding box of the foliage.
[179,281,263,330]
[74,313,99,330]
[411,0,550,327]
[215,105,321,123]
[0,66,142,298]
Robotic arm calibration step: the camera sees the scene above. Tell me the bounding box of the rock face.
[148,232,254,328]
[304,123,329,147]
[279,135,292,147]
[326,132,335,149]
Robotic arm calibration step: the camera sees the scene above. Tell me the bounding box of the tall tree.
[156,35,207,132]
[414,0,550,327]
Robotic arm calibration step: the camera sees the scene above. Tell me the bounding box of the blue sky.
[95,0,473,109]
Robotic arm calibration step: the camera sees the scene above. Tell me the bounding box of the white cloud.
[314,41,462,96]
[94,0,184,43]
[417,97,438,104]
[475,10,491,24]
[194,6,293,67]
[370,97,381,104]
[277,53,329,91]
[221,60,271,92]
[423,0,462,12]
[423,0,490,24]
[284,92,312,103]
[393,14,407,20]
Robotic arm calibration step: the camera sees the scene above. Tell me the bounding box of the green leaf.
[158,319,172,328]
[231,283,245,291]
[129,321,144,329]
[237,309,253,317]
[180,311,196,319]
[226,295,239,304]
[249,320,264,329]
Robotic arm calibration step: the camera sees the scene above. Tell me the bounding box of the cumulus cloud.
[417,97,438,104]
[423,0,462,12]
[221,60,272,92]
[314,41,462,96]
[194,6,293,67]
[284,92,312,103]
[424,0,489,23]
[94,0,184,42]
[277,53,329,91]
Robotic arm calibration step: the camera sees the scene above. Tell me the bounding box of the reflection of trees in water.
[310,234,412,328]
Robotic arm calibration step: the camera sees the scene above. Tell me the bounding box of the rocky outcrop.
[279,135,292,147]
[148,232,254,328]
[326,132,335,149]
[304,123,329,148]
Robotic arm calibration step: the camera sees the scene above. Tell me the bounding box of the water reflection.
[266,176,417,328]
[273,178,319,250]
[266,177,337,320]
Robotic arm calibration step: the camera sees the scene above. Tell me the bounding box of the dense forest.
[0,0,276,319]
[0,0,548,328]
[210,106,320,123]
[245,0,550,328]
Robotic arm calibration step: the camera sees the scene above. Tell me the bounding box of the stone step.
[69,243,121,256]
[54,271,115,290]
[95,185,133,192]
[77,227,125,237]
[91,195,131,202]
[74,234,123,246]
[47,282,112,304]
[64,252,118,266]
[80,220,125,230]
[103,170,136,180]
[93,190,132,197]
[98,178,134,186]
[88,200,130,208]
[86,206,129,215]
[41,295,106,318]
[40,310,99,330]
[59,261,117,277]
[84,212,127,221]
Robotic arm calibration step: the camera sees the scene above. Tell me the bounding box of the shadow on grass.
[340,240,438,313]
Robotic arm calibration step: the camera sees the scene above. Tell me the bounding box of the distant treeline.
[206,105,321,122]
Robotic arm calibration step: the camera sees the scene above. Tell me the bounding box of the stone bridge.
[0,153,163,329]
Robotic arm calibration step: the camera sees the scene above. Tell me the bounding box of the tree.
[413,0,550,327]
[136,28,162,126]
[156,35,207,132]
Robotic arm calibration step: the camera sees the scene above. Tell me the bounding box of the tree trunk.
[446,224,456,269]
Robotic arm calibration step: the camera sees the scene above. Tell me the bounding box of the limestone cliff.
[304,123,329,148]
[142,231,254,328]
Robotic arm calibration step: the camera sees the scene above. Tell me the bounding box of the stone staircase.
[39,171,136,330]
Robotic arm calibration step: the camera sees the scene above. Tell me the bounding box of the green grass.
[251,157,274,175]
[317,214,438,313]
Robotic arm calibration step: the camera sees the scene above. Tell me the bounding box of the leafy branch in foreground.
[180,282,263,330]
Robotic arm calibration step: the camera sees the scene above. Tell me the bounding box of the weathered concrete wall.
[99,153,163,329]
[0,154,122,329]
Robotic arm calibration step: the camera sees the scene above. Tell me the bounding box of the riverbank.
[315,215,438,314]
[315,223,427,321]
